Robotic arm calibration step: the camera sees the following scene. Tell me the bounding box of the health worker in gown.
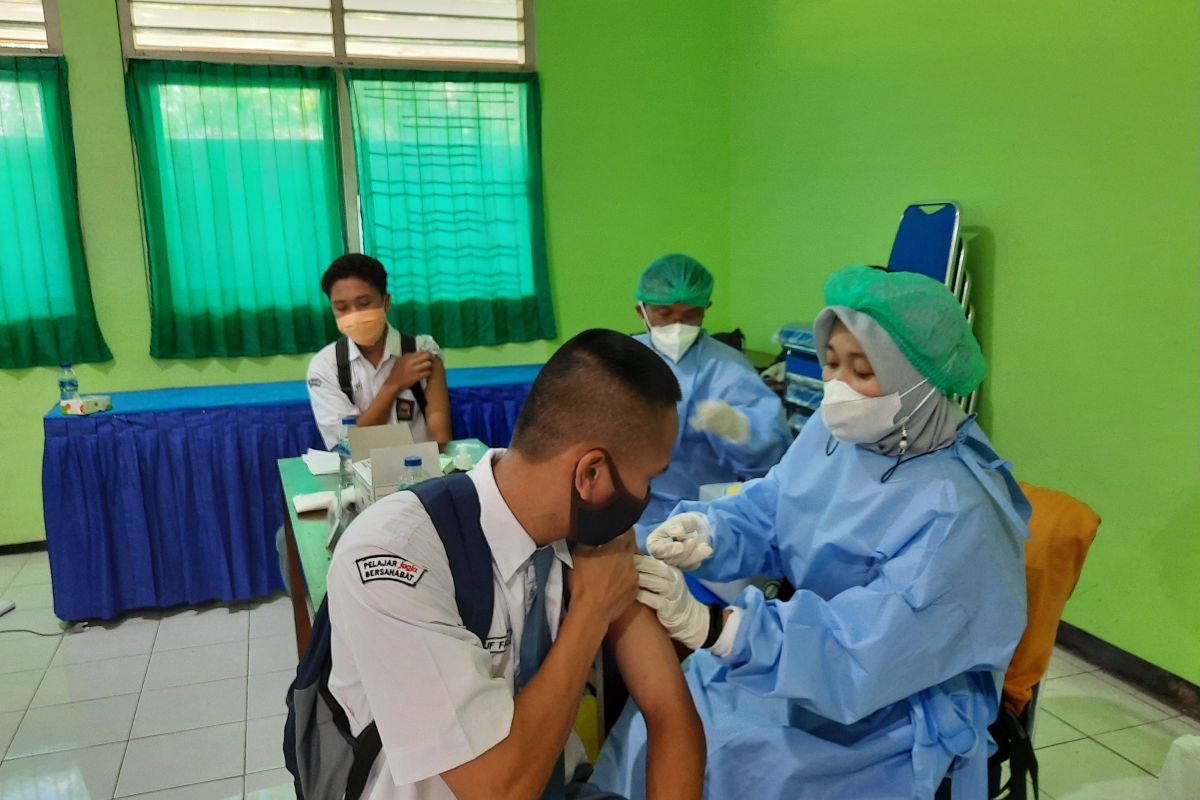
[594,264,1030,800]
[632,254,791,545]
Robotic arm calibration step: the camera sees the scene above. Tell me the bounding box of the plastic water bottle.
[336,416,356,511]
[398,455,427,490]
[58,363,80,402]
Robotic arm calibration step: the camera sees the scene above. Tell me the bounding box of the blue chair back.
[887,202,960,284]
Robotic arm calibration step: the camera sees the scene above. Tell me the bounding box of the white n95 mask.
[648,323,701,362]
[821,378,933,445]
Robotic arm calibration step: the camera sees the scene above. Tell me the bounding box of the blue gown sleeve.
[714,483,1027,725]
[701,354,791,478]
[673,465,786,582]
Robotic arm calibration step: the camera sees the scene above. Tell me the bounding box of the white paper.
[292,487,357,515]
[302,448,340,476]
[292,490,336,513]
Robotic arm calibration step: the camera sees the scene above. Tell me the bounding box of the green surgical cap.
[636,254,714,308]
[823,265,985,396]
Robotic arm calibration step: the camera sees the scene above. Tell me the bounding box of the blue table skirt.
[42,368,539,621]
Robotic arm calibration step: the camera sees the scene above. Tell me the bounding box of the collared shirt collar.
[469,449,572,582]
[345,324,401,364]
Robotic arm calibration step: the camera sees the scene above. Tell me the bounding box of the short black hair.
[510,329,682,461]
[321,253,388,298]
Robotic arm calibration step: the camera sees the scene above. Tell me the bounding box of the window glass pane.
[127,1,334,56]
[0,0,47,50]
[131,3,331,35]
[343,13,518,43]
[132,28,334,56]
[346,37,521,64]
[344,0,519,19]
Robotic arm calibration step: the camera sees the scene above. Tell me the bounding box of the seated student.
[326,329,706,799]
[307,253,451,448]
[632,254,791,544]
[595,266,1029,800]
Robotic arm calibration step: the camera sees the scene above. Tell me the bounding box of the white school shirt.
[307,326,441,449]
[326,450,585,799]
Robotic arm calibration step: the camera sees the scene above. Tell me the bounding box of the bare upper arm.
[422,357,452,444]
[607,601,695,725]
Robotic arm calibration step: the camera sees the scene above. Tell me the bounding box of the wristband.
[702,603,725,649]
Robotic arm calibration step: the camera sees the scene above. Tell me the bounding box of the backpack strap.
[399,333,429,415]
[335,337,354,404]
[411,474,493,644]
[345,722,382,800]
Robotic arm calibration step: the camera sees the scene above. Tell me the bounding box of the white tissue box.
[60,395,111,415]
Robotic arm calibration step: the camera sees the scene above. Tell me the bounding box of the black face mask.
[569,451,650,547]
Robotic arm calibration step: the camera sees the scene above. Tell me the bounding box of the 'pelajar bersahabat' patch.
[356,554,426,587]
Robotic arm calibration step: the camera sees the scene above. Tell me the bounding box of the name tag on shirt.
[355,555,426,587]
[395,398,415,421]
[484,631,512,654]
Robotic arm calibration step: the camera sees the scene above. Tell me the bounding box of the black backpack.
[335,332,428,413]
[282,474,493,799]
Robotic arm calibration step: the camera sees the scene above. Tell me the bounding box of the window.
[0,0,59,53]
[348,71,552,346]
[119,2,550,356]
[0,55,111,367]
[119,0,531,68]
[126,61,345,358]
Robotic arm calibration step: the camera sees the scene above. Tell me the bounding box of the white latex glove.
[645,512,713,570]
[690,399,751,444]
[634,555,709,650]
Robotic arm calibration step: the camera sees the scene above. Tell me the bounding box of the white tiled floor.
[0,551,297,799]
[2,548,1198,799]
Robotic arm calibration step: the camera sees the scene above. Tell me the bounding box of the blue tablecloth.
[42,365,540,621]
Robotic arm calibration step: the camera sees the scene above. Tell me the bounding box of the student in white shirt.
[326,329,707,800]
[307,253,452,448]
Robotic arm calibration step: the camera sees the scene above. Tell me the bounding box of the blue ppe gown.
[594,412,1029,800]
[632,333,791,546]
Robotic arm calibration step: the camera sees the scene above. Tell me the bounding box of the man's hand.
[387,351,436,389]
[645,512,713,570]
[635,556,709,650]
[569,542,638,626]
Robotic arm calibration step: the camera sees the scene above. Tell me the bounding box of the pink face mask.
[336,307,388,347]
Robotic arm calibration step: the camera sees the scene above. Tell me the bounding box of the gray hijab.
[813,306,964,457]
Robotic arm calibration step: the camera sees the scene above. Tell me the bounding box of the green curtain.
[0,57,110,369]
[347,71,555,347]
[127,61,346,358]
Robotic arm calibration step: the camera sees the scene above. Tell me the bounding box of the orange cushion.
[1003,482,1100,715]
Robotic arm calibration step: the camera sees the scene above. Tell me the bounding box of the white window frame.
[114,0,536,72]
[0,0,63,55]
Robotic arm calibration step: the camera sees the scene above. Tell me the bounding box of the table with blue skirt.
[41,365,541,621]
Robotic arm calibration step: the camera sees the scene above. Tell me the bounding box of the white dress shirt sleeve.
[415,335,443,360]
[328,503,514,787]
[307,350,359,450]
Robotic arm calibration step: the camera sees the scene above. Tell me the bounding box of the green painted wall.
[726,1,1200,683]
[1,0,732,547]
[12,0,1193,687]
